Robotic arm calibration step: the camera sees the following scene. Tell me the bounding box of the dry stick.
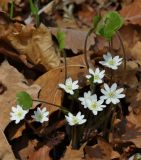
[116,31,126,70]
[32,99,68,113]
[84,28,94,68]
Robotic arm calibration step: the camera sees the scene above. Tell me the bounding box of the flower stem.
[32,99,69,113]
[84,28,94,68]
[71,125,79,149]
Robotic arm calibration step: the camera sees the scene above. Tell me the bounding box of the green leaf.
[96,11,124,40]
[92,15,101,29]
[10,0,14,19]
[56,29,65,50]
[16,91,33,110]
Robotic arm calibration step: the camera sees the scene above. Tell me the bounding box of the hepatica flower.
[100,83,125,104]
[59,77,79,95]
[86,94,106,115]
[65,112,86,126]
[99,52,123,70]
[10,105,28,124]
[32,107,49,123]
[86,68,105,83]
[78,91,92,108]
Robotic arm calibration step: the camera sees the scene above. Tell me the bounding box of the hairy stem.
[84,28,94,68]
[116,31,126,70]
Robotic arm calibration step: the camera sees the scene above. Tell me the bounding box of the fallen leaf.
[50,27,95,53]
[85,138,113,160]
[35,64,86,114]
[0,60,41,130]
[120,0,141,26]
[0,127,16,160]
[61,142,86,160]
[0,14,60,70]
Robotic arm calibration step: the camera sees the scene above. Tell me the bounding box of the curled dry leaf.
[0,14,60,70]
[6,24,60,70]
[50,27,95,53]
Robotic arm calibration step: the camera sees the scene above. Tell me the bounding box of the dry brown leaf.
[130,41,141,61]
[0,127,16,160]
[120,0,141,26]
[6,24,60,70]
[35,65,86,114]
[0,15,60,70]
[85,138,113,160]
[0,60,41,130]
[50,27,95,53]
[61,142,86,160]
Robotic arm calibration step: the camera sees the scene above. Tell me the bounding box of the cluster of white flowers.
[10,105,49,124]
[11,52,125,127]
[58,52,125,126]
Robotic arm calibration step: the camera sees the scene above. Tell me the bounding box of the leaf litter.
[1,1,141,160]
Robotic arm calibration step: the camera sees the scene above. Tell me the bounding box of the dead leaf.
[0,60,41,130]
[61,142,86,160]
[35,65,86,114]
[120,0,141,26]
[50,27,95,53]
[0,127,16,160]
[85,138,113,160]
[0,15,60,70]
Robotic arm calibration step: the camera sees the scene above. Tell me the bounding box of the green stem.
[10,0,14,19]
[32,99,69,113]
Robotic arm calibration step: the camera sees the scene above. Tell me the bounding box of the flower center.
[94,74,99,80]
[91,102,97,109]
[17,112,23,118]
[72,117,78,124]
[37,114,43,121]
[108,59,115,66]
[66,84,72,91]
[108,91,115,98]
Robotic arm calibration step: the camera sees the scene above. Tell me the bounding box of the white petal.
[89,68,94,75]
[111,83,117,91]
[104,83,110,92]
[65,77,72,85]
[59,84,66,90]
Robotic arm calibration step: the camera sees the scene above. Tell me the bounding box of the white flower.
[10,105,28,124]
[32,107,49,123]
[65,112,86,126]
[100,83,125,104]
[86,94,106,115]
[59,77,79,95]
[86,68,105,83]
[78,91,92,108]
[99,52,123,70]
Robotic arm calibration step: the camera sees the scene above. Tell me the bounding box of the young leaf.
[16,91,33,110]
[56,29,65,50]
[96,11,124,40]
[29,0,39,27]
